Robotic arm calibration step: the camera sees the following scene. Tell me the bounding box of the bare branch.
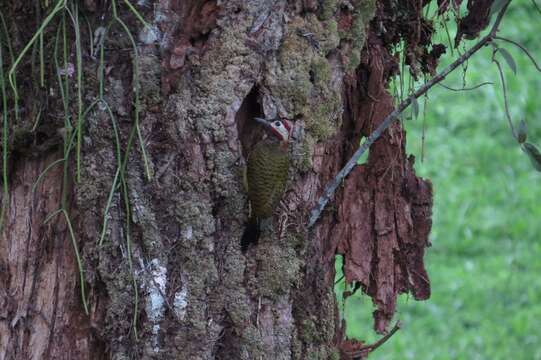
[359,321,401,352]
[342,321,402,358]
[531,0,541,15]
[438,81,493,91]
[307,0,513,228]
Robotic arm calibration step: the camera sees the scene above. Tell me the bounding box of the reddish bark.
[160,0,220,93]
[0,153,103,359]
[456,0,495,45]
[331,32,433,333]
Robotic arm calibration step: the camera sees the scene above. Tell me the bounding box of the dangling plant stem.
[65,3,84,183]
[42,10,88,315]
[0,38,8,230]
[112,1,151,181]
[0,10,18,123]
[8,0,66,122]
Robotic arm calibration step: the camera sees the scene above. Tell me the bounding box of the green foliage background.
[338,1,541,358]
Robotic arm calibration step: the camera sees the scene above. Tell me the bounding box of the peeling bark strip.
[0,154,101,359]
[328,31,432,334]
[1,0,497,358]
[456,0,495,45]
[311,0,511,335]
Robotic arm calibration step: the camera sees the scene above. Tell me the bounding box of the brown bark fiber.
[333,32,432,334]
[0,153,103,359]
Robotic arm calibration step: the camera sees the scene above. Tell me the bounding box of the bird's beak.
[254,117,271,127]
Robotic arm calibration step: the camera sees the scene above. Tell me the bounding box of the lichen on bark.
[0,0,439,358]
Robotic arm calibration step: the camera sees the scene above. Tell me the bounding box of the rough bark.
[0,0,441,359]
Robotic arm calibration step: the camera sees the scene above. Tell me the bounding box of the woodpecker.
[241,116,293,251]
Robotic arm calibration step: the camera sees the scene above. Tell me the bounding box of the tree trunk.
[0,0,434,359]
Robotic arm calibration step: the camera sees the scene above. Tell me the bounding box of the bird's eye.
[274,121,281,127]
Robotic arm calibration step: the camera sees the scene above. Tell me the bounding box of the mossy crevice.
[265,2,376,178]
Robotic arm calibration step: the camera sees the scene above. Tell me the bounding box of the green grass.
[340,2,541,359]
